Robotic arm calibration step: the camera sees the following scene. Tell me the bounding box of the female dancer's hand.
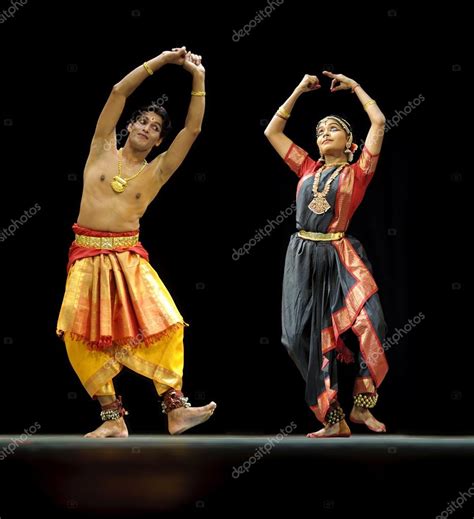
[322,71,358,92]
[182,51,205,75]
[296,74,321,93]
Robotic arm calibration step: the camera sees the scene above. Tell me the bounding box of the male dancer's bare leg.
[167,402,217,435]
[84,383,128,438]
[156,384,216,435]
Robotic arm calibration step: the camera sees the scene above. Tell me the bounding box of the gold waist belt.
[298,230,345,242]
[75,234,139,249]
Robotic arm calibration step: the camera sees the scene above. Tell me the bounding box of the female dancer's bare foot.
[350,407,386,432]
[167,402,217,435]
[84,417,129,438]
[306,419,351,438]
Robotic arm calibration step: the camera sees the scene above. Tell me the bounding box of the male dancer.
[57,47,216,438]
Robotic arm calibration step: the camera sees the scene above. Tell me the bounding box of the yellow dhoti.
[57,224,186,398]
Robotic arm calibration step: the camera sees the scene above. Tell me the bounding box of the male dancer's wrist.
[149,53,169,69]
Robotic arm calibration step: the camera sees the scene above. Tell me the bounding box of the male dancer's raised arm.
[89,46,188,159]
[152,52,205,185]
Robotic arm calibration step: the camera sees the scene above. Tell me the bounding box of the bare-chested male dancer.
[57,47,216,438]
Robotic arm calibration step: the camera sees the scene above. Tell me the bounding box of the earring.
[344,147,353,162]
[345,141,354,162]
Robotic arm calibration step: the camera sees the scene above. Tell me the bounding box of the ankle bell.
[324,405,345,426]
[99,395,128,421]
[161,389,191,414]
[353,392,378,409]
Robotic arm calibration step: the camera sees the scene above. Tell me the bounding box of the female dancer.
[264,70,388,437]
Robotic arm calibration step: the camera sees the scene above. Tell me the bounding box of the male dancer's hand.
[182,51,205,75]
[162,46,187,65]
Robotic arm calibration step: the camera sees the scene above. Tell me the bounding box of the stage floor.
[1,435,473,517]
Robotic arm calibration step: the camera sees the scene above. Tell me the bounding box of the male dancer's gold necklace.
[308,162,348,215]
[111,148,148,193]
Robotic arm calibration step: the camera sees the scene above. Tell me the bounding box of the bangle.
[351,83,361,93]
[278,106,291,119]
[143,62,154,76]
[191,90,206,96]
[276,112,289,120]
[363,99,377,110]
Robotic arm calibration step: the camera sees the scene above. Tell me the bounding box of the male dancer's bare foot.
[306,419,351,438]
[350,407,386,432]
[167,402,217,435]
[84,417,129,438]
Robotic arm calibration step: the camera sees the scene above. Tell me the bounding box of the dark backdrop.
[0,1,469,436]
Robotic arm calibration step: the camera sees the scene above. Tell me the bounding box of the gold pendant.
[308,194,331,215]
[111,176,127,193]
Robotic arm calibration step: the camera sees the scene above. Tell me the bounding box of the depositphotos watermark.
[0,0,28,24]
[384,94,425,131]
[232,421,297,479]
[114,329,144,362]
[360,94,425,149]
[0,203,41,243]
[361,312,425,370]
[232,202,296,260]
[232,0,285,42]
[0,422,41,461]
[100,328,145,372]
[435,482,474,518]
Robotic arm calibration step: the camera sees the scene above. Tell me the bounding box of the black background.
[0,1,469,437]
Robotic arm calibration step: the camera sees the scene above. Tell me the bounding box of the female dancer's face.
[316,119,348,156]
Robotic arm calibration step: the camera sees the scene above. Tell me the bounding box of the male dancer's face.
[127,111,164,151]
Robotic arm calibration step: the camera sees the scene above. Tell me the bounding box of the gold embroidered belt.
[298,230,345,242]
[75,234,139,249]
